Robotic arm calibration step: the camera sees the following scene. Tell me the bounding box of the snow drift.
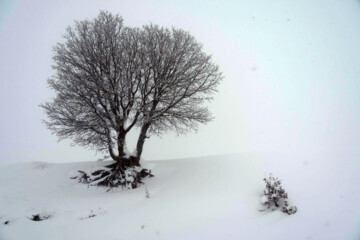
[0,153,359,239]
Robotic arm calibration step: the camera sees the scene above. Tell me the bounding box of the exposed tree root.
[73,159,153,189]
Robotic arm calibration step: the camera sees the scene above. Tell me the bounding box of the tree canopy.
[41,11,222,165]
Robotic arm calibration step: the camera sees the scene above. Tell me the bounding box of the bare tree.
[41,11,222,188]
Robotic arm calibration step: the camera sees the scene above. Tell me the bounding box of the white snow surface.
[0,153,359,240]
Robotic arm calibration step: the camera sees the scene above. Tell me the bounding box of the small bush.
[261,174,297,215]
[282,201,298,215]
[29,214,51,221]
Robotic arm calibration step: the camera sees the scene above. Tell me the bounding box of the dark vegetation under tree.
[41,11,222,188]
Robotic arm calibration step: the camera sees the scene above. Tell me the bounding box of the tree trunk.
[107,130,143,168]
[135,123,151,162]
[117,131,126,158]
[108,131,127,163]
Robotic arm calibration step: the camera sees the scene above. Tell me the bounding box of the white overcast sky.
[0,0,359,163]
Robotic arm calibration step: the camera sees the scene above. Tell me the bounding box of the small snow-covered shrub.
[281,201,297,215]
[28,214,51,221]
[261,174,297,215]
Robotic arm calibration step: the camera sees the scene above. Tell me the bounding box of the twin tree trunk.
[81,123,154,189]
[111,123,151,169]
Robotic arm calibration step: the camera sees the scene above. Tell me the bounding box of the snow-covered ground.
[0,153,359,240]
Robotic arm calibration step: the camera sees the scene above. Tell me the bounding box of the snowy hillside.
[0,153,359,240]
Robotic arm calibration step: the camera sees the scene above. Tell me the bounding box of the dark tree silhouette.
[41,11,222,188]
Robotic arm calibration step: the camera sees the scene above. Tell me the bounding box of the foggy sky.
[1,0,359,163]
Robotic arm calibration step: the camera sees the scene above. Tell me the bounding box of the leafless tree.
[41,11,222,187]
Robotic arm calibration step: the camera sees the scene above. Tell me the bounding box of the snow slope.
[0,153,359,240]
